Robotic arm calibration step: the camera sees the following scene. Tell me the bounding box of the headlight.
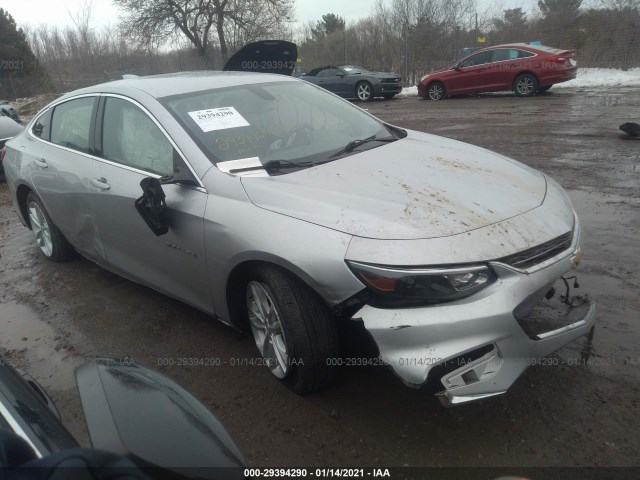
[346,261,497,307]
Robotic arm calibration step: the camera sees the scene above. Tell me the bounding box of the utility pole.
[475,13,478,49]
[343,28,347,64]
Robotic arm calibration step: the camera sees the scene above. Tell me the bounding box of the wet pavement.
[1,86,639,467]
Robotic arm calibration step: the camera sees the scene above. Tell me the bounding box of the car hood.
[423,67,454,78]
[240,130,546,240]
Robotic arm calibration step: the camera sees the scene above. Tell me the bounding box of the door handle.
[34,158,47,168]
[91,177,111,190]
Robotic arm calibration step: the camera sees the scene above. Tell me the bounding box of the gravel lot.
[1,86,639,471]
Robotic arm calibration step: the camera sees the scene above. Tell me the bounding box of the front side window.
[161,81,398,169]
[101,98,174,176]
[460,51,492,67]
[320,68,341,77]
[50,97,95,153]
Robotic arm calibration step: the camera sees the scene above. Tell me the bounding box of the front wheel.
[26,192,74,262]
[514,74,538,97]
[426,82,446,100]
[245,265,339,394]
[355,81,374,101]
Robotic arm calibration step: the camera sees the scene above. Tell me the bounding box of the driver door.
[316,68,348,96]
[91,95,212,313]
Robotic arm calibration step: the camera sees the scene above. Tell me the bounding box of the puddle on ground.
[0,302,81,391]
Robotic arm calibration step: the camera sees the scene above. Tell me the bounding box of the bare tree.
[114,0,294,66]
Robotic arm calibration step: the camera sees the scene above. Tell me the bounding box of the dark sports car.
[0,116,23,178]
[302,65,402,101]
[0,100,21,123]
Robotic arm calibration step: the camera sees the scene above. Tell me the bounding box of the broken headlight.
[346,261,497,307]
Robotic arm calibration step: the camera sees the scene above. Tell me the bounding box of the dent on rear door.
[29,96,106,262]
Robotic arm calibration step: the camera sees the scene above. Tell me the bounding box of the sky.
[3,0,538,30]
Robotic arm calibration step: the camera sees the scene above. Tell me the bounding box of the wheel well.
[16,185,33,229]
[225,260,328,331]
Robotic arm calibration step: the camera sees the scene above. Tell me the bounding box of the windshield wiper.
[329,135,397,159]
[228,160,314,174]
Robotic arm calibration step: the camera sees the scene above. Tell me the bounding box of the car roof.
[62,71,298,100]
[476,43,569,54]
[479,43,537,50]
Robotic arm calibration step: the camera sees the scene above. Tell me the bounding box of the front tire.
[426,81,446,100]
[245,265,339,394]
[514,73,538,97]
[26,192,74,262]
[355,81,374,102]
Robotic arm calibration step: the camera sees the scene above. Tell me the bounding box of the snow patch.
[553,68,640,88]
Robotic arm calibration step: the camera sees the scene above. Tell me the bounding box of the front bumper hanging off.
[352,241,596,406]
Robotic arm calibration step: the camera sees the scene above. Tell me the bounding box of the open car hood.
[224,40,297,76]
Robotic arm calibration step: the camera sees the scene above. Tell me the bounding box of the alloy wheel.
[247,281,290,379]
[357,83,372,101]
[28,201,53,257]
[516,77,535,96]
[428,83,444,100]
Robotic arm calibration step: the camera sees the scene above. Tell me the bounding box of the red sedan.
[417,43,577,100]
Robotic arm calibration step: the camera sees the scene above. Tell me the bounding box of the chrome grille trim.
[498,230,573,269]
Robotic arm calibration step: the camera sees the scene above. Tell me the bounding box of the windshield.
[340,65,370,74]
[161,81,393,169]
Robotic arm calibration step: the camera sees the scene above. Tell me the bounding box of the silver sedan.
[2,71,595,404]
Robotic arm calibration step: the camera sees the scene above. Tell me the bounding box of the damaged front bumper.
[352,235,596,406]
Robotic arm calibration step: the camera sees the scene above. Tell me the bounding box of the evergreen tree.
[0,8,50,98]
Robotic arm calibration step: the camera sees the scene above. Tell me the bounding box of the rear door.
[26,96,106,263]
[91,95,212,313]
[488,48,536,90]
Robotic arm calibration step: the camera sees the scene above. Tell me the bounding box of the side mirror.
[453,64,462,71]
[134,177,169,236]
[160,166,198,187]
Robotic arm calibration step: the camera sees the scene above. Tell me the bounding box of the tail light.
[548,54,574,66]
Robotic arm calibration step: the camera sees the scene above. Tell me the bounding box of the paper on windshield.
[188,107,250,132]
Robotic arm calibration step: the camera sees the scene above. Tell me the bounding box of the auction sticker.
[188,107,250,132]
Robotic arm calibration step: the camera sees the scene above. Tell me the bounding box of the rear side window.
[516,50,535,59]
[101,97,174,176]
[32,109,52,140]
[50,97,96,153]
[491,49,512,62]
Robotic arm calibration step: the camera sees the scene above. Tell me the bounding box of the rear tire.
[26,192,74,262]
[426,81,446,100]
[245,265,339,394]
[514,73,538,97]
